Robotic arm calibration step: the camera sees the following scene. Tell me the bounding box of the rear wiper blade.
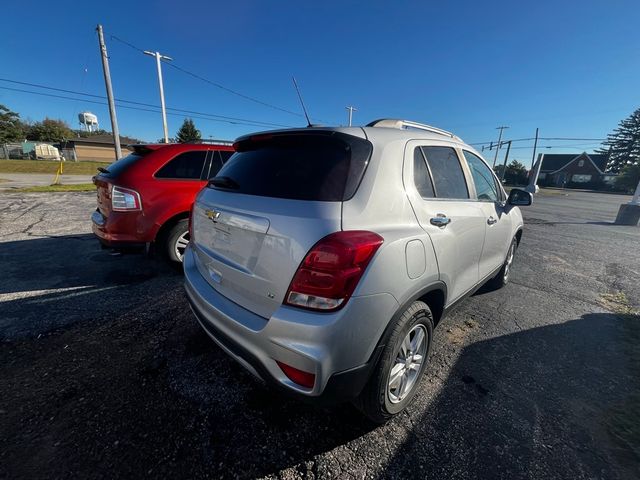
[97,167,110,174]
[208,176,240,190]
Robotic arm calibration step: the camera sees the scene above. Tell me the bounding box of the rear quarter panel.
[342,138,440,308]
[141,178,206,239]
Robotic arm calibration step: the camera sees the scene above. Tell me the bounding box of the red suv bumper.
[91,209,149,248]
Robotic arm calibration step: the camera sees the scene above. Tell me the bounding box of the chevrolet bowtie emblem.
[205,209,221,222]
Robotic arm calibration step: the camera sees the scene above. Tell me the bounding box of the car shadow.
[3,236,638,478]
[0,234,176,295]
[382,312,640,479]
[3,297,638,478]
[0,234,180,339]
[153,318,380,478]
[119,310,637,478]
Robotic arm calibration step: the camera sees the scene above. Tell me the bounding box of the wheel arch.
[346,281,448,403]
[515,227,523,245]
[377,281,448,353]
[154,210,190,244]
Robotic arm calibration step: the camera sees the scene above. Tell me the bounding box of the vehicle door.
[404,141,486,303]
[461,150,513,279]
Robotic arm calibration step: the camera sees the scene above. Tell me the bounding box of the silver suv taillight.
[111,186,142,211]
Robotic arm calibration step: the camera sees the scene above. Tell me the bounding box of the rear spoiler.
[130,144,165,155]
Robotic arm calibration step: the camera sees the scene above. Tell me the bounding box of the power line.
[509,143,603,150]
[470,137,533,146]
[0,85,293,129]
[110,34,305,119]
[540,137,606,141]
[471,136,605,146]
[0,78,293,128]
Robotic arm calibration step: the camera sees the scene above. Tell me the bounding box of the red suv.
[91,143,234,263]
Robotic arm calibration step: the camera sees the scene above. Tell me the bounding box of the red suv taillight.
[285,231,384,311]
[111,186,142,211]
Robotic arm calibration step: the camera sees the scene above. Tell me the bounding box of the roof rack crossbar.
[366,119,461,140]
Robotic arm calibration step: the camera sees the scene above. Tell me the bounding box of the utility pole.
[492,126,509,167]
[499,140,512,183]
[96,24,122,160]
[143,50,172,143]
[530,127,539,170]
[346,106,357,126]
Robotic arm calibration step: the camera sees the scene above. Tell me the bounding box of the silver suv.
[184,119,531,422]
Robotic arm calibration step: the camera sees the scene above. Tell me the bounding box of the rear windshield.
[99,151,148,178]
[211,132,372,201]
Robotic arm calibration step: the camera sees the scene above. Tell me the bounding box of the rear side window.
[463,151,500,202]
[219,150,233,163]
[100,152,147,178]
[213,133,372,201]
[207,150,231,179]
[413,148,435,198]
[155,151,207,179]
[421,146,469,199]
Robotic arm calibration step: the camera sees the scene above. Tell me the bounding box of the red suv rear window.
[99,152,149,178]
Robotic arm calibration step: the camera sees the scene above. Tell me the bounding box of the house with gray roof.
[536,152,616,188]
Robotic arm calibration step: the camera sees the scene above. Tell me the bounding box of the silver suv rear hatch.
[191,130,372,319]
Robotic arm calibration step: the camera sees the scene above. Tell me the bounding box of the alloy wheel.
[387,324,428,404]
[503,239,516,282]
[174,232,190,262]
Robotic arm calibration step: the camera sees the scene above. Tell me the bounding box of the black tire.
[163,219,190,264]
[353,300,434,423]
[487,236,518,290]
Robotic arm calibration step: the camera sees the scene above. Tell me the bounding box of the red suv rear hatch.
[92,146,158,216]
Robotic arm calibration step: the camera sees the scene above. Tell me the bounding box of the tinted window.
[421,147,469,199]
[413,147,435,198]
[463,151,499,202]
[219,150,233,163]
[155,151,207,179]
[207,151,224,179]
[100,152,147,178]
[212,133,372,201]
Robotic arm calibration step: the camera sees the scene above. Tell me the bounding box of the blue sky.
[1,0,639,165]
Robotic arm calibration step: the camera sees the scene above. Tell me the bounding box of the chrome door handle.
[487,216,497,225]
[430,214,451,227]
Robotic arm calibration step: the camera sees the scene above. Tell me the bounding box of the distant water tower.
[78,112,99,132]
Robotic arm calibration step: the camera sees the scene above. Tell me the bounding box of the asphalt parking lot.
[1,189,639,479]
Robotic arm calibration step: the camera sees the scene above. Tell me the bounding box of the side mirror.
[507,188,532,206]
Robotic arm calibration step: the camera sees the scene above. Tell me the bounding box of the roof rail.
[366,119,461,141]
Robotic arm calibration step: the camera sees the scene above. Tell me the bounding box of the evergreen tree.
[614,164,640,193]
[175,118,201,143]
[0,104,26,143]
[494,160,528,185]
[597,107,640,173]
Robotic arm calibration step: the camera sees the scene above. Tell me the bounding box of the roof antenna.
[292,76,312,127]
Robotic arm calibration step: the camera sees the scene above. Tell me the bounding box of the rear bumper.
[183,245,399,402]
[91,209,149,247]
